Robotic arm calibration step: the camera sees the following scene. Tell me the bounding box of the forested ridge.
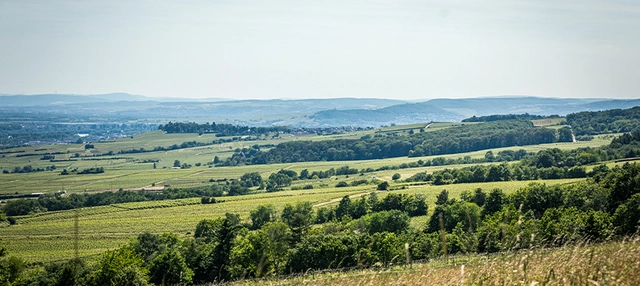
[462,113,551,122]
[219,120,572,165]
[158,121,290,136]
[565,106,640,135]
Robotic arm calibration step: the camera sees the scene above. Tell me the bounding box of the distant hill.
[311,102,460,126]
[0,93,150,105]
[308,97,640,126]
[1,93,638,127]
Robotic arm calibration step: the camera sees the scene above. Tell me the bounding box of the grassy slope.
[242,238,640,285]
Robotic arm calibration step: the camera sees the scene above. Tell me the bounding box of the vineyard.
[2,179,581,263]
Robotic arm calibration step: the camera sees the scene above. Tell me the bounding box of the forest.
[566,106,640,136]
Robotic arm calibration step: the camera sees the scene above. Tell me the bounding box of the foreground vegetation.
[252,238,640,285]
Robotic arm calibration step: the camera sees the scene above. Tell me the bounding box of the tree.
[335,196,352,219]
[473,188,486,207]
[482,188,506,217]
[268,173,292,188]
[173,160,181,168]
[133,232,161,262]
[392,173,401,181]
[240,172,262,188]
[613,193,640,235]
[281,201,314,243]
[299,169,310,180]
[377,181,389,190]
[89,247,149,286]
[0,251,24,285]
[359,210,410,234]
[202,214,243,282]
[435,189,449,205]
[149,248,193,285]
[250,204,276,230]
[484,151,495,162]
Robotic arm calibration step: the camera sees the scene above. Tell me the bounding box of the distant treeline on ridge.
[220,120,574,165]
[158,121,290,136]
[462,113,555,122]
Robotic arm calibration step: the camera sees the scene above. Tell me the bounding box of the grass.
[234,238,640,285]
[532,117,565,127]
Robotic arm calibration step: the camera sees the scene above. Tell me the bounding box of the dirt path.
[313,191,375,207]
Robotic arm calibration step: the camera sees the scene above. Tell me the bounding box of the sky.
[0,0,639,100]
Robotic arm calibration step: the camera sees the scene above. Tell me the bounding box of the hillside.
[309,97,640,126]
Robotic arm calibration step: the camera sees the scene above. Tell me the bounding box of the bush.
[377,181,389,190]
[303,184,314,190]
[335,181,348,188]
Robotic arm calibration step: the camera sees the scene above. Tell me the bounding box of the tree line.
[158,121,290,136]
[406,131,640,185]
[1,186,231,217]
[218,120,572,165]
[462,113,554,122]
[566,106,640,136]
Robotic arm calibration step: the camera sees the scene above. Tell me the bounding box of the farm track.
[314,191,375,207]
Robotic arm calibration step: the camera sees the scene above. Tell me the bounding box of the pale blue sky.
[1,0,639,100]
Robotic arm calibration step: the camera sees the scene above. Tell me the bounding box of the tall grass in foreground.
[232,237,640,285]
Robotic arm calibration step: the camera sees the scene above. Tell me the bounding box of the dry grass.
[233,238,640,286]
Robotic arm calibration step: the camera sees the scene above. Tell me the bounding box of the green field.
[0,130,613,196]
[0,178,581,263]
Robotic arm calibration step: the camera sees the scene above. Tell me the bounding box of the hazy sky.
[1,0,639,100]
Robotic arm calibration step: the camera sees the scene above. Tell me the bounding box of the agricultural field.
[1,178,581,263]
[0,128,614,195]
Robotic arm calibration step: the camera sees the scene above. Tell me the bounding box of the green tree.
[173,160,181,168]
[377,181,389,190]
[482,188,506,217]
[435,189,449,205]
[281,202,314,243]
[149,248,193,285]
[89,247,149,286]
[202,214,243,282]
[250,204,276,230]
[335,196,352,220]
[0,251,24,285]
[613,193,640,235]
[392,173,401,181]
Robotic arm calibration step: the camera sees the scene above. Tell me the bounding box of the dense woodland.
[462,113,552,122]
[158,122,290,136]
[566,106,640,136]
